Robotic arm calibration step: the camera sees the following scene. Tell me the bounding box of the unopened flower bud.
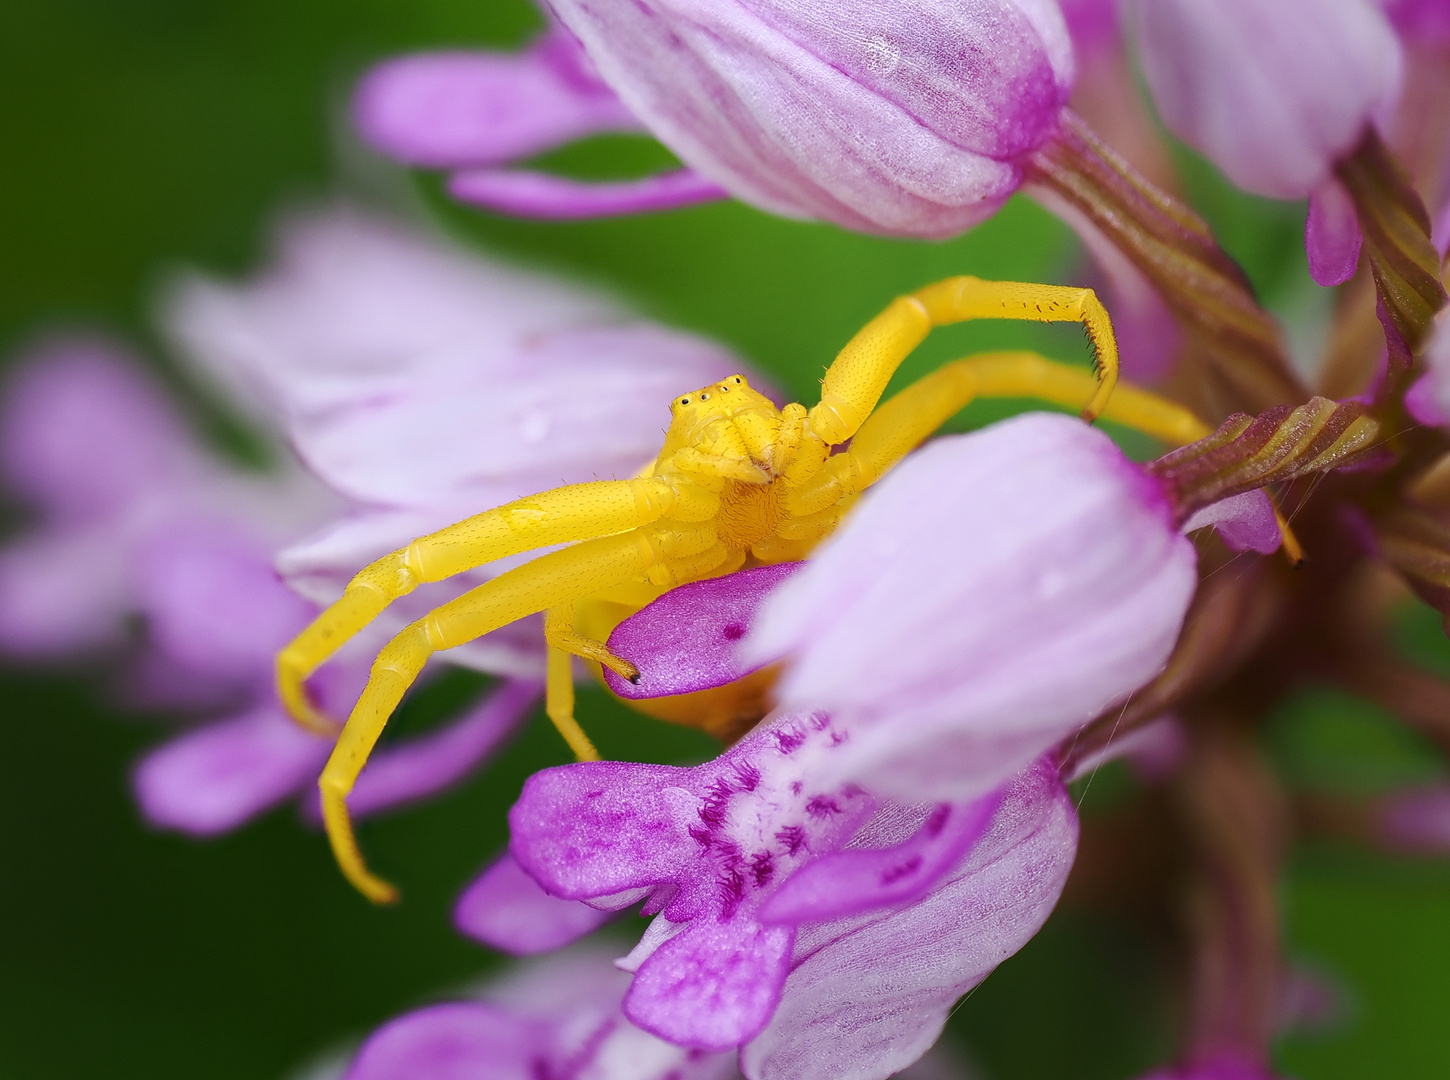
[544,0,1075,237]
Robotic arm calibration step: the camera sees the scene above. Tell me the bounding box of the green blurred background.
[3,0,1450,1077]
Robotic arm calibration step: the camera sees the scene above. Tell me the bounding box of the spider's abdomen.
[716,477,786,551]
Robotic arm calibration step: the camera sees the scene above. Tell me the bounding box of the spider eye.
[700,392,709,400]
[733,376,743,384]
[680,397,690,406]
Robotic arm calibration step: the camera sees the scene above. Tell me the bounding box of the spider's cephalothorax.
[652,374,827,567]
[277,276,1214,902]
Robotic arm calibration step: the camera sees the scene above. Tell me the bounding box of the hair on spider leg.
[1081,321,1104,379]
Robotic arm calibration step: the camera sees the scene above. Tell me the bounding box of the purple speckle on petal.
[806,795,842,818]
[777,825,806,856]
[879,854,925,886]
[751,850,775,888]
[733,761,761,791]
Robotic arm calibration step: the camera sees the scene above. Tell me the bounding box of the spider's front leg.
[806,276,1122,449]
[277,476,694,733]
[320,522,726,903]
[790,351,1209,518]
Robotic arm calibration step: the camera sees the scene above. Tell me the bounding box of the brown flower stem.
[1293,790,1377,846]
[1023,110,1306,415]
[1174,719,1289,1070]
[1338,649,1450,756]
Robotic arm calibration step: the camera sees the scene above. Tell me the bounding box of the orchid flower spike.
[355,1,1074,236]
[164,208,762,678]
[0,208,762,840]
[1127,0,1403,286]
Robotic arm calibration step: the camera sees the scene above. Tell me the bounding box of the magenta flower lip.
[508,731,1076,1071]
[603,561,803,699]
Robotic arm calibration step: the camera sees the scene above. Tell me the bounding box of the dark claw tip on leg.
[628,672,641,685]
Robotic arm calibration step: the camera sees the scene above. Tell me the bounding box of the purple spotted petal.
[133,706,331,836]
[604,563,803,699]
[302,679,540,822]
[454,854,614,955]
[353,41,637,169]
[344,1001,545,1080]
[343,949,740,1080]
[511,712,875,1049]
[741,757,1078,1080]
[510,761,693,899]
[1306,177,1364,287]
[1180,489,1282,554]
[757,790,1003,924]
[448,167,729,219]
[625,917,794,1051]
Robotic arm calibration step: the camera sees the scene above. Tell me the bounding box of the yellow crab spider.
[278,275,1210,904]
